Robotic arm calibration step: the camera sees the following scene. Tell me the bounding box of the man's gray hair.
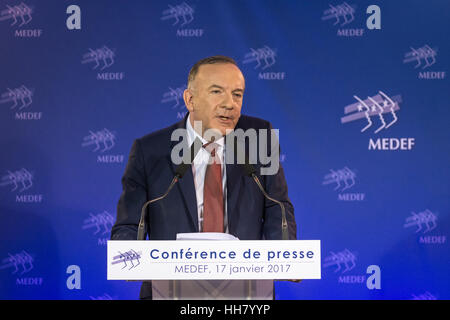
[187,55,238,88]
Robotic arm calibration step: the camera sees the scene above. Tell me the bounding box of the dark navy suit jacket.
[110,114,297,298]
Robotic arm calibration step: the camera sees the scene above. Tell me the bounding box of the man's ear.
[183,88,194,112]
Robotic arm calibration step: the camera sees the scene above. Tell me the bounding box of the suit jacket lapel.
[225,162,243,234]
[169,115,199,231]
[224,121,247,235]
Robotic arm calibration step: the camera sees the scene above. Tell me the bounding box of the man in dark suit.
[111,55,297,299]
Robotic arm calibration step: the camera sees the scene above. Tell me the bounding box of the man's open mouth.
[217,115,232,121]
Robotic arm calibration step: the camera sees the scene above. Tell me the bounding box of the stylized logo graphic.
[161,2,203,37]
[111,250,141,270]
[0,168,33,193]
[161,2,194,26]
[90,293,116,300]
[81,129,116,153]
[0,3,33,27]
[0,250,34,274]
[161,85,186,109]
[404,209,445,244]
[343,92,415,151]
[322,3,381,36]
[81,46,115,70]
[341,91,401,134]
[82,129,124,164]
[322,167,356,191]
[81,47,124,80]
[404,45,446,80]
[82,211,114,235]
[323,167,365,201]
[321,2,355,26]
[411,291,437,300]
[243,46,277,70]
[324,249,379,288]
[0,86,33,110]
[403,45,437,69]
[323,249,357,273]
[404,209,437,234]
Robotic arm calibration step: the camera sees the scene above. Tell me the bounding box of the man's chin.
[218,124,238,136]
[210,121,236,135]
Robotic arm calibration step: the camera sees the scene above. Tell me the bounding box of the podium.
[151,280,274,300]
[107,235,320,300]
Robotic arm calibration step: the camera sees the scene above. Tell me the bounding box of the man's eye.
[233,93,242,98]
[211,90,221,94]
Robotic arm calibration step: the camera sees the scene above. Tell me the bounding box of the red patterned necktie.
[202,142,224,232]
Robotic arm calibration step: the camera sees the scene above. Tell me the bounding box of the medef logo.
[81,46,125,81]
[0,168,32,192]
[341,91,415,151]
[111,250,142,270]
[161,84,187,119]
[323,249,357,274]
[0,168,43,203]
[403,45,446,80]
[82,211,115,246]
[322,2,355,26]
[321,2,381,37]
[0,2,42,38]
[0,86,42,120]
[81,129,124,164]
[242,46,286,80]
[0,250,33,274]
[403,209,446,245]
[322,167,365,201]
[161,2,204,38]
[82,129,116,152]
[89,293,117,300]
[411,291,437,300]
[323,249,381,289]
[0,250,43,286]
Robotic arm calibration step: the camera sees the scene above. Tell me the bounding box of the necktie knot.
[203,142,219,158]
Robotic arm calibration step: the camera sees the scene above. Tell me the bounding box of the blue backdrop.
[1,0,449,300]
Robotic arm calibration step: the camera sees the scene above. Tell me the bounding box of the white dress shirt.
[186,114,228,232]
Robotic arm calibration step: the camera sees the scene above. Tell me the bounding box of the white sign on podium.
[107,237,321,281]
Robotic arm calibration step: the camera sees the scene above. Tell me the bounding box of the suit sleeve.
[262,122,297,240]
[111,139,148,240]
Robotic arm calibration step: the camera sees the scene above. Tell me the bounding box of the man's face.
[183,63,245,137]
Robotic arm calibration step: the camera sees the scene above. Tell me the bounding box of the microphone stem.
[251,173,289,240]
[137,175,179,240]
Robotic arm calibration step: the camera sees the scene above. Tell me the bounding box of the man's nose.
[221,92,235,109]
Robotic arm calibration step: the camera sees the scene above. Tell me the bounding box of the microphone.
[242,162,289,241]
[137,138,202,240]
